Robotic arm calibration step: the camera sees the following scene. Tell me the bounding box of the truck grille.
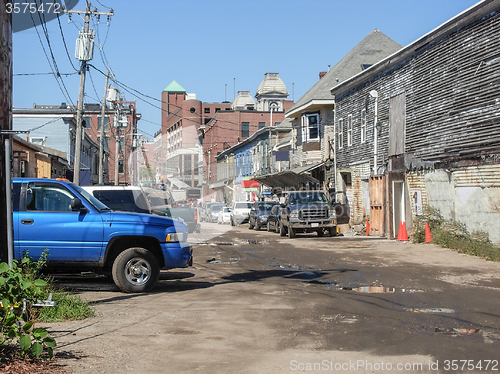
[299,207,329,220]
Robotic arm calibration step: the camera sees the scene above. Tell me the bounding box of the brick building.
[156,73,294,200]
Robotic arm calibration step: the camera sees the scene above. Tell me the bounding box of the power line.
[56,10,79,71]
[30,6,75,106]
[14,72,77,76]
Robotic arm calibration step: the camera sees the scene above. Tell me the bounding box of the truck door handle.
[21,219,34,225]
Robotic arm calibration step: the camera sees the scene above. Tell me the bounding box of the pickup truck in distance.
[12,178,193,293]
[279,190,349,238]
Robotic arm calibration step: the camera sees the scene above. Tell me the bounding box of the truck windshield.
[289,192,328,205]
[256,202,276,211]
[72,184,111,211]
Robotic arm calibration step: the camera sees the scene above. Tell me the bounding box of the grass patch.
[412,207,500,262]
[36,289,95,322]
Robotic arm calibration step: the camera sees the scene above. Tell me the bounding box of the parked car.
[83,185,199,234]
[144,190,199,234]
[200,202,220,222]
[279,190,349,238]
[230,201,253,225]
[208,204,225,223]
[82,185,151,214]
[248,201,278,231]
[266,204,281,233]
[217,207,232,224]
[13,178,192,293]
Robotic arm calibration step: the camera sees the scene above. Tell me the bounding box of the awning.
[253,162,323,188]
[209,179,233,190]
[168,177,190,189]
[241,179,259,188]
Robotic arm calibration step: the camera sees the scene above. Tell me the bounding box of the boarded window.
[389,92,406,156]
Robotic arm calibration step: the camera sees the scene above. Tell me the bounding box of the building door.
[392,180,405,238]
[369,175,385,235]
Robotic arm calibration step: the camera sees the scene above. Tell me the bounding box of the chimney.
[319,71,327,80]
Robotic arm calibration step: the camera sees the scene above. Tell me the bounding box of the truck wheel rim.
[125,257,151,285]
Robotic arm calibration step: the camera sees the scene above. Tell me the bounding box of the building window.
[118,160,124,174]
[241,122,250,138]
[119,136,125,152]
[204,108,210,114]
[97,136,109,152]
[338,118,343,149]
[98,116,110,132]
[301,113,319,142]
[259,122,265,129]
[347,114,353,147]
[83,116,92,128]
[30,137,46,146]
[360,109,366,143]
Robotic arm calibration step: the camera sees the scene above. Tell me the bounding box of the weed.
[37,291,94,323]
[412,207,500,262]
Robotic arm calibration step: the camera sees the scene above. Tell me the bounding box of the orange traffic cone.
[397,221,409,241]
[425,222,432,243]
[366,220,370,236]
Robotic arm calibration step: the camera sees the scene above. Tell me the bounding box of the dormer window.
[301,113,319,142]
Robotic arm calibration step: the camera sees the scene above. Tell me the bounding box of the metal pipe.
[370,90,379,174]
[5,137,13,266]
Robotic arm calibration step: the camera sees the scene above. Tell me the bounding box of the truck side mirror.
[71,198,88,213]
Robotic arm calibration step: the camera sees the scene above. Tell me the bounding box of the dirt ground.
[33,226,500,373]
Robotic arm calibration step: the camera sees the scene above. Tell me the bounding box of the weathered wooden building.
[331,0,500,243]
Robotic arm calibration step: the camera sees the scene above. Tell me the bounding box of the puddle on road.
[209,241,234,246]
[333,285,424,293]
[315,282,424,293]
[422,327,500,343]
[407,307,455,314]
[430,327,479,335]
[241,239,265,245]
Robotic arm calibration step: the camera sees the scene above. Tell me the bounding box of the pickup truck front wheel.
[112,247,160,293]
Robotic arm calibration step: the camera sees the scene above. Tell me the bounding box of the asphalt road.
[46,222,500,373]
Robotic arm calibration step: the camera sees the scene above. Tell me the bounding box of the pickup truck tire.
[329,227,337,237]
[112,247,160,293]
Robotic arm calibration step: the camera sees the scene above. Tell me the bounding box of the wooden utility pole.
[64,2,113,185]
[0,1,12,262]
[99,72,110,184]
[73,1,90,185]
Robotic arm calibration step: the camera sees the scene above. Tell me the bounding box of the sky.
[13,0,480,140]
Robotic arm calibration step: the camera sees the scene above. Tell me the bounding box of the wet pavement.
[47,222,500,373]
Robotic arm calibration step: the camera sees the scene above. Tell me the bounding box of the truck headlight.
[290,210,298,218]
[166,232,181,242]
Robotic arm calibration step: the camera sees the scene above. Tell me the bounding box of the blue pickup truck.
[12,178,193,293]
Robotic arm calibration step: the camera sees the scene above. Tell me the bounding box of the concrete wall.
[425,166,500,244]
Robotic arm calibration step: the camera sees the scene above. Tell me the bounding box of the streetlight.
[369,90,378,175]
